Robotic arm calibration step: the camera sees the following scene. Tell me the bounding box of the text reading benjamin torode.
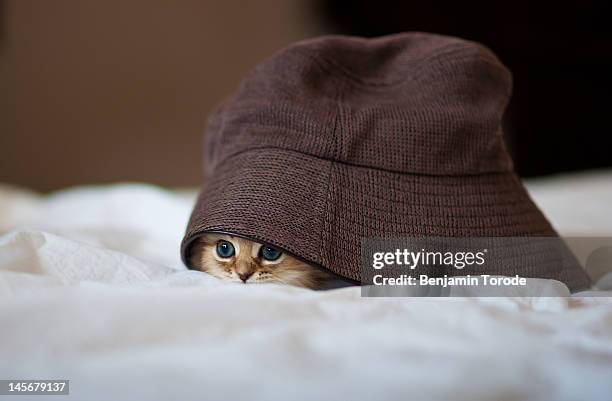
[370,249,527,287]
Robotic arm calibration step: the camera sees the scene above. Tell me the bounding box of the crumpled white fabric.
[1,175,612,401]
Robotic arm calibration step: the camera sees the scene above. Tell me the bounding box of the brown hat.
[181,32,590,291]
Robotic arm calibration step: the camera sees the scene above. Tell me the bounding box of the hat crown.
[205,33,514,176]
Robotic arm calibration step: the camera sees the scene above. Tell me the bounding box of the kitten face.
[189,233,332,289]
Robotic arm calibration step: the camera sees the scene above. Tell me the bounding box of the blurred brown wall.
[0,0,321,191]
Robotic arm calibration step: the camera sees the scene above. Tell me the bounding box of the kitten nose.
[238,272,253,283]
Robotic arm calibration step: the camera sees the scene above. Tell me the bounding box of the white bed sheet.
[1,172,611,401]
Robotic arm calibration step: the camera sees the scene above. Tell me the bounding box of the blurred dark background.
[0,0,321,191]
[314,0,612,177]
[1,0,611,191]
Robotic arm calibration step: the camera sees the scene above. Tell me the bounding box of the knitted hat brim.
[181,148,591,291]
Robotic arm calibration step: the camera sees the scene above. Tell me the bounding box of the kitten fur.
[189,233,334,289]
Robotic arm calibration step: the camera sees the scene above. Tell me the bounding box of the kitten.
[189,233,335,289]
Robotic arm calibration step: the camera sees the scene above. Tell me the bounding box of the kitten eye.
[216,240,235,258]
[260,245,282,261]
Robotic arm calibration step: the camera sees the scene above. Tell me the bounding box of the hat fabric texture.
[182,32,590,291]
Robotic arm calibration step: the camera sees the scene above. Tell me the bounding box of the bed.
[1,170,611,401]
